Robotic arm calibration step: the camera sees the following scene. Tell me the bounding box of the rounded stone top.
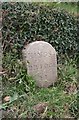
[23,41,56,55]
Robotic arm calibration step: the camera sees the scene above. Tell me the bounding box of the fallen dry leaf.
[4,96,10,102]
[33,102,48,114]
[65,83,77,94]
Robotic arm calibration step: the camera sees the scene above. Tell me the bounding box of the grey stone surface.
[22,41,57,87]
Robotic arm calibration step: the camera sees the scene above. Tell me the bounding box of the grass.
[1,51,78,118]
[2,2,77,15]
[1,2,78,118]
[34,2,78,16]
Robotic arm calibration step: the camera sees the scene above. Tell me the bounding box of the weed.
[2,52,78,118]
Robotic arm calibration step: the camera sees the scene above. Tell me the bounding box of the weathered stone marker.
[22,41,57,87]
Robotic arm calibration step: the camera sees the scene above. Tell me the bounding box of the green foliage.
[2,2,78,57]
[2,2,78,118]
[2,51,36,95]
[2,53,78,118]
